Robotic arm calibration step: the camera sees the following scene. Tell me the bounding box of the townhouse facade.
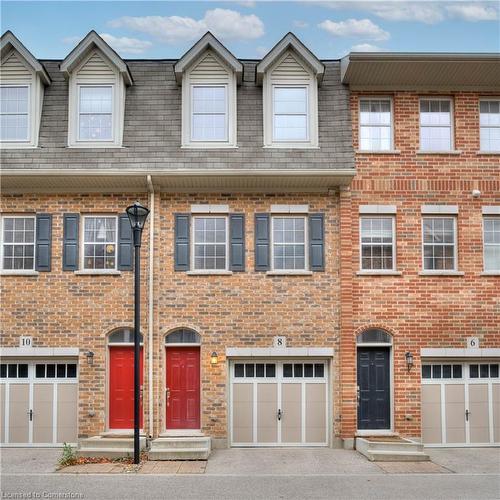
[0,30,498,453]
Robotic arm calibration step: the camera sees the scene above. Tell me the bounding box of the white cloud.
[99,34,153,55]
[318,18,390,41]
[293,20,310,28]
[446,3,498,21]
[108,9,264,44]
[350,43,385,52]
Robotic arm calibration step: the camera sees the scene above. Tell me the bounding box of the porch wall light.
[85,350,94,366]
[405,351,414,372]
[210,352,218,365]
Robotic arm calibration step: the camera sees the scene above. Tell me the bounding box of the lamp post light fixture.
[126,201,150,465]
[210,352,218,365]
[85,350,94,366]
[405,351,414,373]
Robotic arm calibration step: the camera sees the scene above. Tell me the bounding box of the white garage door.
[421,361,500,447]
[0,360,78,446]
[230,360,329,447]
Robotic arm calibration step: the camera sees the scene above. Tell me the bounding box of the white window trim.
[272,84,310,144]
[262,51,319,149]
[77,84,114,143]
[190,214,229,272]
[421,215,458,272]
[190,84,228,143]
[359,215,396,273]
[270,214,309,272]
[80,214,119,272]
[418,97,455,153]
[0,214,36,273]
[357,96,394,153]
[483,216,500,272]
[67,49,125,148]
[479,98,500,153]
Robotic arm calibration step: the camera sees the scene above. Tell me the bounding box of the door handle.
[465,409,470,422]
[277,409,282,421]
[357,386,360,407]
[27,409,33,421]
[166,387,170,407]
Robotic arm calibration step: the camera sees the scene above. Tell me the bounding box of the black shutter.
[174,214,190,271]
[230,214,245,272]
[118,214,133,271]
[254,214,270,271]
[35,214,52,272]
[63,213,79,271]
[309,213,325,271]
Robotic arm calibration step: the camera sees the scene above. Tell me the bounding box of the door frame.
[421,359,500,447]
[228,358,331,447]
[163,343,202,433]
[356,343,394,435]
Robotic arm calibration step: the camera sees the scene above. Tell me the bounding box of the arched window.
[165,328,200,344]
[108,327,143,344]
[356,328,392,345]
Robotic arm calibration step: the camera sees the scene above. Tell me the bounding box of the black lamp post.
[126,201,150,464]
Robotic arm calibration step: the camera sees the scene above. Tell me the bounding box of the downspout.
[146,175,155,438]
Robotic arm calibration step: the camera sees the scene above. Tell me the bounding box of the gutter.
[146,175,155,438]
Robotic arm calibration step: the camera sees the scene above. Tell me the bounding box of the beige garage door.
[230,360,328,446]
[421,361,500,446]
[0,361,78,446]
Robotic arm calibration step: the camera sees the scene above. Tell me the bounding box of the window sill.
[418,271,464,276]
[266,270,313,276]
[0,270,39,276]
[66,144,124,149]
[181,144,238,150]
[477,151,500,156]
[186,270,233,276]
[356,150,401,155]
[356,270,402,276]
[480,271,500,276]
[0,144,39,150]
[416,150,462,155]
[263,145,320,150]
[74,270,122,276]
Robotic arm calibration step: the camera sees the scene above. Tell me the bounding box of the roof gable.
[256,33,324,85]
[0,31,51,85]
[174,32,243,85]
[60,31,133,86]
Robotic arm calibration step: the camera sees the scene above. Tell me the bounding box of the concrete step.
[365,441,425,453]
[356,437,430,462]
[364,450,430,462]
[77,436,146,458]
[77,448,135,459]
[150,437,210,449]
[148,436,211,460]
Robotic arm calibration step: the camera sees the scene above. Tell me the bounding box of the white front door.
[230,360,329,447]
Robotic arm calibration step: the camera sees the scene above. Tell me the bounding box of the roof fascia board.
[0,31,51,85]
[60,31,133,86]
[174,32,243,85]
[256,33,324,85]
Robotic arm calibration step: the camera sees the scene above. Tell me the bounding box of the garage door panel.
[469,384,490,443]
[0,384,5,443]
[232,383,253,443]
[9,384,29,443]
[281,383,301,443]
[33,384,53,443]
[493,384,500,443]
[445,384,466,444]
[306,383,326,443]
[422,385,442,444]
[257,384,277,443]
[57,384,78,444]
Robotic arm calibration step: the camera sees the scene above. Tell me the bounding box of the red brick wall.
[341,92,500,439]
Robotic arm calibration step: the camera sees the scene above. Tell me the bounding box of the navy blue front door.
[357,347,391,430]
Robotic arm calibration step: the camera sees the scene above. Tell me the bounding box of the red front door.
[109,346,143,429]
[166,347,200,429]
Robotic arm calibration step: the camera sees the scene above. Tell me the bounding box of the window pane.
[273,87,308,141]
[266,364,276,378]
[283,364,293,377]
[452,365,462,378]
[46,364,55,378]
[245,364,254,378]
[432,365,442,379]
[304,364,314,377]
[8,365,17,378]
[193,217,227,270]
[256,364,265,377]
[83,217,117,270]
[17,364,28,378]
[480,101,500,151]
[490,364,499,378]
[294,364,303,377]
[79,86,112,141]
[57,364,66,378]
[442,365,452,378]
[469,364,479,378]
[314,364,324,378]
[480,364,489,378]
[422,365,431,379]
[275,87,307,114]
[0,86,29,141]
[234,364,244,378]
[273,217,307,270]
[67,364,77,378]
[191,86,227,142]
[0,364,6,378]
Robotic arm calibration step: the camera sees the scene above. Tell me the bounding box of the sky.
[2,1,499,60]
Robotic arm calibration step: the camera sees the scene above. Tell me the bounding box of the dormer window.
[60,31,133,148]
[175,33,242,149]
[0,31,51,149]
[257,33,324,149]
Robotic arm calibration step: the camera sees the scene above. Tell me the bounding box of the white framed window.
[422,216,457,271]
[271,216,307,271]
[360,216,396,271]
[479,100,500,152]
[78,85,113,141]
[0,85,29,142]
[359,98,392,151]
[82,216,118,270]
[1,215,36,271]
[192,216,228,271]
[420,98,453,151]
[273,86,309,142]
[191,85,227,142]
[483,217,500,271]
